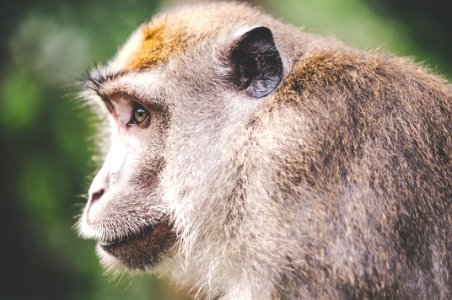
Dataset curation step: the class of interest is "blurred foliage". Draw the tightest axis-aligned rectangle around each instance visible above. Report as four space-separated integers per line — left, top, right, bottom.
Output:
0 0 450 299
264 0 451 79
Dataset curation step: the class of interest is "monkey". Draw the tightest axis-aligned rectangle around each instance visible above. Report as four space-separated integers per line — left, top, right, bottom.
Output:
77 2 451 299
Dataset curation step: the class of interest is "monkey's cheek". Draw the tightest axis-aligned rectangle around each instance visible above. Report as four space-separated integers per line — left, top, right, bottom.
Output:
98 223 176 271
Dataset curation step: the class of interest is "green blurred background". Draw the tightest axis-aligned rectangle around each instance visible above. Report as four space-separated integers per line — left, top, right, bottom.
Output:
0 0 450 299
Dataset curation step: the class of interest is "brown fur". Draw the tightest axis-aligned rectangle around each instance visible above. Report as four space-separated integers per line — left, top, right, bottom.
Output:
254 49 452 298
126 22 192 70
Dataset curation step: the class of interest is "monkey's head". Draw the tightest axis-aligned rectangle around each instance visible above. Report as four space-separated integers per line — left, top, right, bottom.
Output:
78 3 295 273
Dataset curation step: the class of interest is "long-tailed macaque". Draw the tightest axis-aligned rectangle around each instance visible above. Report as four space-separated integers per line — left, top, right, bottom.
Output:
78 2 451 299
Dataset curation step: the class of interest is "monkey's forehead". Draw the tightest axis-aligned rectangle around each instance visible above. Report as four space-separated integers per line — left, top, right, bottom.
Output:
113 21 192 71
107 2 267 72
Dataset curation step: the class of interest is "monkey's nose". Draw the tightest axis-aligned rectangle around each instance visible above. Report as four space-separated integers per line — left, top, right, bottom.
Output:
86 188 105 223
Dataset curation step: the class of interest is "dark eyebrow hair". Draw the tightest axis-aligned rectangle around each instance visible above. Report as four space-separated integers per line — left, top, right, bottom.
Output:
84 66 126 93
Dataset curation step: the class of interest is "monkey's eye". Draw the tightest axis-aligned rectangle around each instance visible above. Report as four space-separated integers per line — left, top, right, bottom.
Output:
127 103 150 127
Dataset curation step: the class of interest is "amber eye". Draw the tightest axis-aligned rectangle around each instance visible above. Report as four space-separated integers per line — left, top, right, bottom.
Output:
128 103 150 127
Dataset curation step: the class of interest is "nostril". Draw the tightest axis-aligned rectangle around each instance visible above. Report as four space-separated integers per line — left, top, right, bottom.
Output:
86 189 105 225
90 189 105 205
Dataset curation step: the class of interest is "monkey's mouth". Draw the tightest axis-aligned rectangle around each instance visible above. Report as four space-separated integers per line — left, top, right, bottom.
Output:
99 225 155 248
98 219 176 270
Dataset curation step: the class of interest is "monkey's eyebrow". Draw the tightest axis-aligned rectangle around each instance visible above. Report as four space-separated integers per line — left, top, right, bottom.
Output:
84 68 128 94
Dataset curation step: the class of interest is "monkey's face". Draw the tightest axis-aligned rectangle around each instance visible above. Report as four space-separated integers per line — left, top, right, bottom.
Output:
78 92 175 271
78 5 284 273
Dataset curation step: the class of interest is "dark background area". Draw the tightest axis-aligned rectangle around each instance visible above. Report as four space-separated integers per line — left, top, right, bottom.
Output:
0 0 451 299
368 0 452 74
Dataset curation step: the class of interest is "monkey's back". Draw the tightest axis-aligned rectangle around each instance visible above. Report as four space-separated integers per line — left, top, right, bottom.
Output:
246 49 452 299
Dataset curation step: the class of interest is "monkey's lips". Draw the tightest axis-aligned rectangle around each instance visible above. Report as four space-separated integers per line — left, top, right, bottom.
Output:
99 226 154 248
99 220 176 270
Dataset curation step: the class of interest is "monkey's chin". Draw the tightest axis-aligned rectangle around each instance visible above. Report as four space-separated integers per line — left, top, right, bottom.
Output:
97 221 176 271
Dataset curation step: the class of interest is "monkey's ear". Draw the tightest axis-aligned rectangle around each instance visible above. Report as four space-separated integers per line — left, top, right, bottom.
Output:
230 26 283 98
